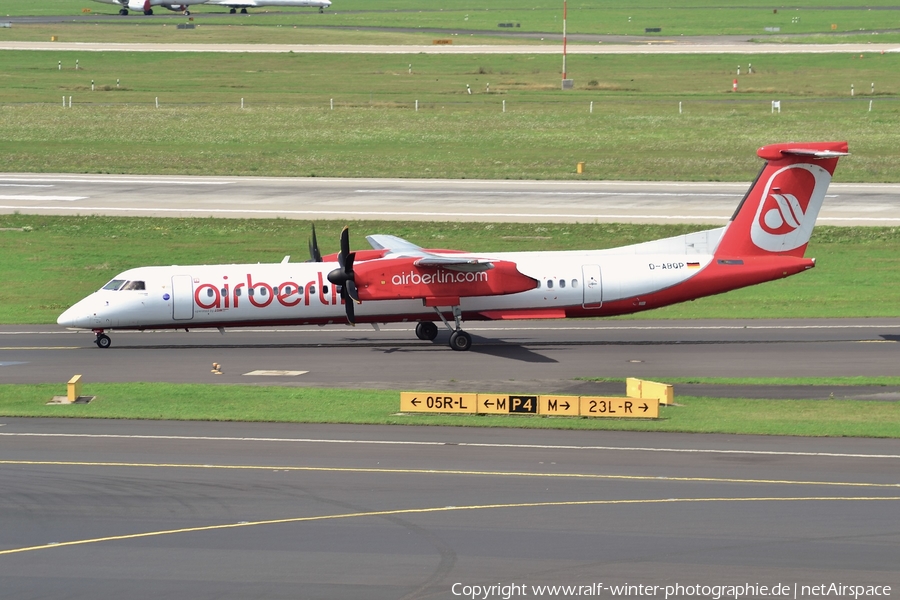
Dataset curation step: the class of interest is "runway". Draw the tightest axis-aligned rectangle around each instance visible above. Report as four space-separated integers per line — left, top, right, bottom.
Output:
0 418 897 599
5 319 900 397
4 173 900 225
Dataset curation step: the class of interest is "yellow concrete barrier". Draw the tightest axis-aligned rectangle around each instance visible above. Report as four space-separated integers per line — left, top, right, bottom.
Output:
626 377 674 406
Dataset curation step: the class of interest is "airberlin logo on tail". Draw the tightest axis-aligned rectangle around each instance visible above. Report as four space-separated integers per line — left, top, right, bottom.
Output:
750 164 831 253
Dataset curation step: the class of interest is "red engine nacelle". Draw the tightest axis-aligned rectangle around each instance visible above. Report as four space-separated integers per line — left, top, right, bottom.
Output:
353 258 537 304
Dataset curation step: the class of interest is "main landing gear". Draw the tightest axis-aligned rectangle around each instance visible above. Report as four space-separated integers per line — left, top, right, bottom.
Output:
423 306 473 351
93 329 111 349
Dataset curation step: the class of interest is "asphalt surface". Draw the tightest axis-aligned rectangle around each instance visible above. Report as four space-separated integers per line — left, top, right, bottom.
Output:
4 174 900 225
1 418 898 599
5 319 900 399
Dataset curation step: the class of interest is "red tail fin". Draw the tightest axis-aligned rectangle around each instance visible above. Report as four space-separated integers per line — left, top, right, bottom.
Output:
715 141 848 258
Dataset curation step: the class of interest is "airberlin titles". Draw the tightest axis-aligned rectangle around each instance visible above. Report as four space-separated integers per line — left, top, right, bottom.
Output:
193 272 336 311
191 262 535 312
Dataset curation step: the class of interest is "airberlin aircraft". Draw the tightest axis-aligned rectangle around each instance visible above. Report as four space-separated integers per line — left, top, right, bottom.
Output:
58 141 848 351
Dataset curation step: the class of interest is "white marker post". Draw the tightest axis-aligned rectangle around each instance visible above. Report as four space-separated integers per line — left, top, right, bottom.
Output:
869 100 873 112
851 84 854 96
68 96 72 108
502 100 505 113
62 95 65 108
679 101 682 114
91 80 94 91
58 61 61 71
590 101 593 114
415 99 418 112
155 97 159 109
330 98 333 110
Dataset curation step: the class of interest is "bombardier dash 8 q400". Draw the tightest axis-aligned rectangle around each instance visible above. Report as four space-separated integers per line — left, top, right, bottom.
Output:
58 141 848 351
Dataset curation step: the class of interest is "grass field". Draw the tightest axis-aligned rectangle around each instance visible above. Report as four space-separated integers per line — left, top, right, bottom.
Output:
5 0 900 38
1 383 898 437
3 215 900 324
1 51 899 180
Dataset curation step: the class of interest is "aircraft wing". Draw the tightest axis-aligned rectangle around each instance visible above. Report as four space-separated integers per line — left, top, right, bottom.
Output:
366 234 494 272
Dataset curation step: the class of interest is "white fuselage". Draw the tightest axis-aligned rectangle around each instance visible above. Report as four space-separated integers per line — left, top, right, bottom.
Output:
57 228 721 331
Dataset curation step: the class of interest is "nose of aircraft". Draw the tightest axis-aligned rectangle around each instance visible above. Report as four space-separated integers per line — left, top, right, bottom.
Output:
57 304 83 328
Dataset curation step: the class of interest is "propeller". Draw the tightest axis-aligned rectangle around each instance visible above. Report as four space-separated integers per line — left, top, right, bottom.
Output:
326 227 359 324
308 224 323 263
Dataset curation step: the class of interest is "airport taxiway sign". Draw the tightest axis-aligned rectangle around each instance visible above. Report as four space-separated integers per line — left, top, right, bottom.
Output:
579 396 659 418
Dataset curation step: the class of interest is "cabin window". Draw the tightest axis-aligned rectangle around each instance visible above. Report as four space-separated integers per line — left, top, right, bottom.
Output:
535 280 541 289
572 279 579 288
273 286 279 295
259 287 267 297
102 279 126 291
206 288 214 298
323 285 329 294
248 288 254 297
309 285 316 295
235 288 242 297
559 279 566 289
220 288 227 296
547 280 554 289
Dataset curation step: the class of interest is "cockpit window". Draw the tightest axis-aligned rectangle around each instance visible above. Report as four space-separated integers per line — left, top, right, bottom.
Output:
121 281 145 291
102 279 126 291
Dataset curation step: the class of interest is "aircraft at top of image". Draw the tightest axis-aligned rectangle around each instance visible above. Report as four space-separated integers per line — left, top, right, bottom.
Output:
58 142 849 351
92 0 331 16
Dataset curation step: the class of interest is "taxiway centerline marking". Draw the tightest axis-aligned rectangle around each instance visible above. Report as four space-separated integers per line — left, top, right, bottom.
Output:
1 495 898 556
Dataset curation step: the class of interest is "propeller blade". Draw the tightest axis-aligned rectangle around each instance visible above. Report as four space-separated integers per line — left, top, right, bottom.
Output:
308 224 322 262
345 279 359 303
344 292 356 324
340 226 350 259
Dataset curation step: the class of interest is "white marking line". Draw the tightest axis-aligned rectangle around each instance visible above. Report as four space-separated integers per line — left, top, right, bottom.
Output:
0 196 87 202
0 205 732 220
242 370 308 376
0 177 230 185
1 432 897 460
0 184 54 188
4 206 898 223
5 323 900 336
355 189 747 198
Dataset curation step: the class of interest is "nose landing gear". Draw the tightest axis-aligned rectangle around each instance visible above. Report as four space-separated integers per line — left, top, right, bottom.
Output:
92 329 112 349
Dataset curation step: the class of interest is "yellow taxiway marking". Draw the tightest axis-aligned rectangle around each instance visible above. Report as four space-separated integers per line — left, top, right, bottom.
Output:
1 459 899 489
1 496 898 556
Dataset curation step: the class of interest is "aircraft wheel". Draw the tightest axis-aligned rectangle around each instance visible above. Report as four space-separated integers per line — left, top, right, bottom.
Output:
319 7 324 12
144 9 153 15
119 8 128 15
95 334 112 349
415 321 438 341
449 331 472 352
184 10 190 15
240 8 248 13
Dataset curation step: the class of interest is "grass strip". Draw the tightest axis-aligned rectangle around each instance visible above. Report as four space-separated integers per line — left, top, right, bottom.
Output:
1 383 897 438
